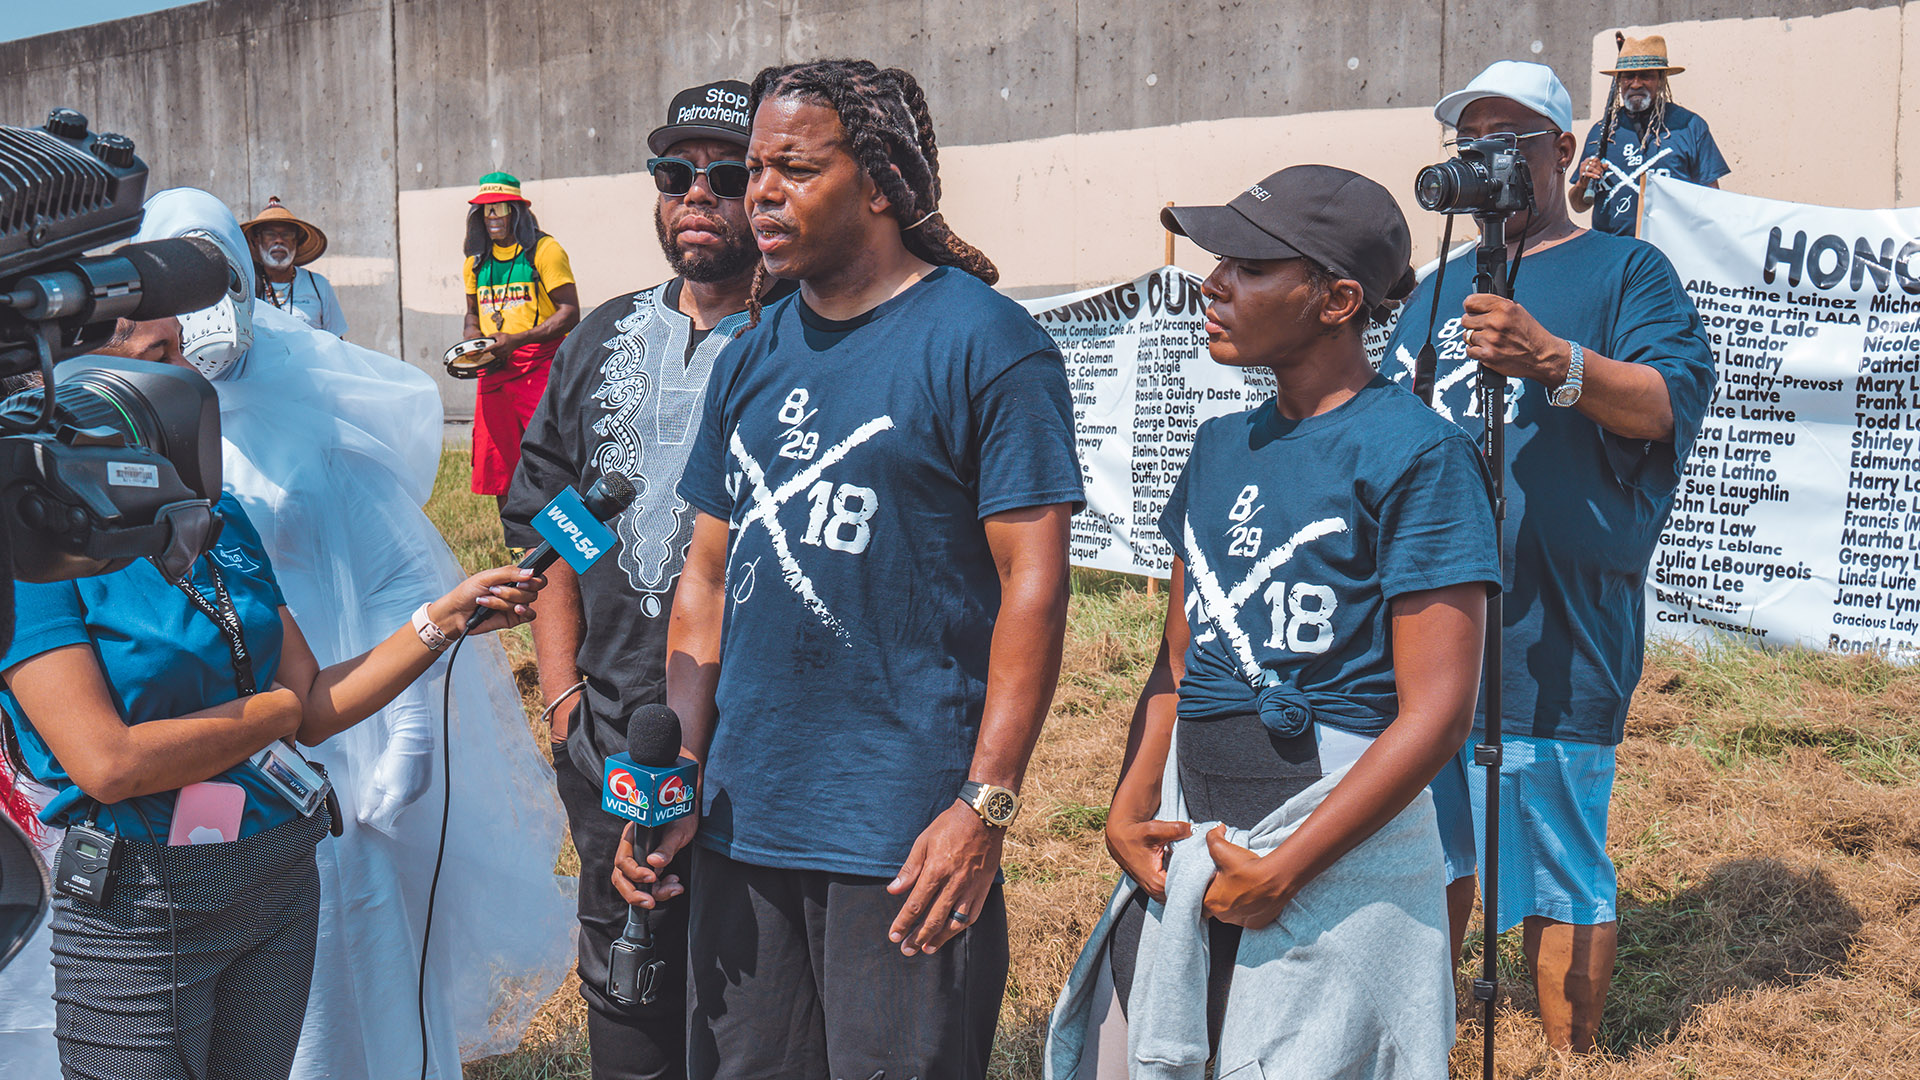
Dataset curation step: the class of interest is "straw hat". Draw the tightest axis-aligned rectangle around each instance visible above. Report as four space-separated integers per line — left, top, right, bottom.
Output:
240 197 328 265
1602 34 1684 76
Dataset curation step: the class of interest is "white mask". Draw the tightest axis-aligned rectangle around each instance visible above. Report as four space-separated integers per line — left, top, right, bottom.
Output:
176 296 253 380
173 226 255 380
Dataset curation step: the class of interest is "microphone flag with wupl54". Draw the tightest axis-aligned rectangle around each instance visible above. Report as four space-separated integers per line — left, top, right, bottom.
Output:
463 473 636 634
526 473 634 575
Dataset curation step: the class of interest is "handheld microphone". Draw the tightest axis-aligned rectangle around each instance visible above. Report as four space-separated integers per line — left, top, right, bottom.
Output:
602 703 697 1006
464 472 635 633
2 236 230 324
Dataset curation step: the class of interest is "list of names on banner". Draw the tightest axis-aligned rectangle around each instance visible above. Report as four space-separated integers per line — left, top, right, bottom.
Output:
1027 267 1272 578
1642 175 1920 660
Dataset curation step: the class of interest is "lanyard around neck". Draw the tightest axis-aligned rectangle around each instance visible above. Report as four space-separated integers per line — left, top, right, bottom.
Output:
171 559 256 698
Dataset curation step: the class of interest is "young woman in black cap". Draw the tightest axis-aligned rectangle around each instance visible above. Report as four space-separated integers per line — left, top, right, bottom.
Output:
1049 165 1499 1078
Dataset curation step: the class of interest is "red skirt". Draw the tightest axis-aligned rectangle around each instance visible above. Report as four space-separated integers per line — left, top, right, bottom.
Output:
470 339 559 495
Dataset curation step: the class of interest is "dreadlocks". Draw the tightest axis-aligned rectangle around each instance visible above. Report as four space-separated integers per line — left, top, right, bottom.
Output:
744 59 998 324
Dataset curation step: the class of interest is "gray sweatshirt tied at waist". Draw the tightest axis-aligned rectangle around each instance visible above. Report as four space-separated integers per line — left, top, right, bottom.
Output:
1045 730 1454 1079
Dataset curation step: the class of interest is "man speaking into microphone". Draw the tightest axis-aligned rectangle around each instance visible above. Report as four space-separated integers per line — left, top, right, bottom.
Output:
618 60 1083 1080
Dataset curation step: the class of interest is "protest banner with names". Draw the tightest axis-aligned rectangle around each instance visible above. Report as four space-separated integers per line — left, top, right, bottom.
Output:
1641 175 1920 660
1023 267 1272 577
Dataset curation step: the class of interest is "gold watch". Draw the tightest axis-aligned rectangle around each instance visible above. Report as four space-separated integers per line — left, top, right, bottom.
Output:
958 781 1021 828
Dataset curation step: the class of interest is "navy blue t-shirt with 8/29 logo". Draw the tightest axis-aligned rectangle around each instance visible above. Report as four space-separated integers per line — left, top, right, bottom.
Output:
677 267 1084 877
1161 375 1500 739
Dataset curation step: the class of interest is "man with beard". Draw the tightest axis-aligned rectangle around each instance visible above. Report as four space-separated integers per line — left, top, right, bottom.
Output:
242 197 350 337
1571 35 1728 237
616 60 1081 1080
503 79 781 1080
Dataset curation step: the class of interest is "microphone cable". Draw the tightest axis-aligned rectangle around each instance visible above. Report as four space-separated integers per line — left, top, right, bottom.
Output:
416 630 468 1080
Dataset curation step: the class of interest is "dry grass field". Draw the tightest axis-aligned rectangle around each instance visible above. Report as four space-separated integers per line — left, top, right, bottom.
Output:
429 451 1920 1080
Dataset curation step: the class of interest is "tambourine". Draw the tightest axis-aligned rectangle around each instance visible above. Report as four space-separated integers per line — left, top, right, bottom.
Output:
443 337 504 380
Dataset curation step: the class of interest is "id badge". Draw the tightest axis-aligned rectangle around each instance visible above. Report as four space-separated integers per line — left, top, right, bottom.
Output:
246 740 330 818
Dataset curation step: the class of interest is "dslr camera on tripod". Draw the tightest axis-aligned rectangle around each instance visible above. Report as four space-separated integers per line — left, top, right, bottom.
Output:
1414 132 1534 217
0 108 234 646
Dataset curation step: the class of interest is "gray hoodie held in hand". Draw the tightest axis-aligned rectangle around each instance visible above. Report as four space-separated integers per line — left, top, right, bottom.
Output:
1044 728 1454 1080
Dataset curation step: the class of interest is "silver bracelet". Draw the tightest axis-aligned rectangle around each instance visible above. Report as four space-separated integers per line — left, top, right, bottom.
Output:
412 602 456 652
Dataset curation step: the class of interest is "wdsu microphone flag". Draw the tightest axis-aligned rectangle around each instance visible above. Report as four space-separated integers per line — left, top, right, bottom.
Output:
602 757 697 829
1640 174 1920 661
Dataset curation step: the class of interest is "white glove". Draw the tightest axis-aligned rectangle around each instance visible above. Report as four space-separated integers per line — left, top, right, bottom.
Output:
358 725 433 834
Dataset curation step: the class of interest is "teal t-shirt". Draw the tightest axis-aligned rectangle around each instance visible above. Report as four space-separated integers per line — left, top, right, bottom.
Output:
1 494 299 840
1380 230 1717 744
677 267 1085 876
1160 375 1501 737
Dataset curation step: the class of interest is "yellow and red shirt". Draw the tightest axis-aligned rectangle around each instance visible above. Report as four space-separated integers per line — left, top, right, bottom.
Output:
463 235 575 339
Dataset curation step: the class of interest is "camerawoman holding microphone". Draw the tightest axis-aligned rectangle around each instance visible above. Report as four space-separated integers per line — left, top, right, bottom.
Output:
0 493 542 1079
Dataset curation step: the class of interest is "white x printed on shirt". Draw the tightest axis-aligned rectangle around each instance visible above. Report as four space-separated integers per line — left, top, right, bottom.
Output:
727 414 895 641
1602 144 1674 193
1181 513 1347 681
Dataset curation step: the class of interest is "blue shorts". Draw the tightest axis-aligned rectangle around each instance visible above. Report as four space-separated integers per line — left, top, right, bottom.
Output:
1455 735 1617 931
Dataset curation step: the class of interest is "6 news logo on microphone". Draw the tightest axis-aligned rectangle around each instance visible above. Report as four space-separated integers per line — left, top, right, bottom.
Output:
602 755 698 829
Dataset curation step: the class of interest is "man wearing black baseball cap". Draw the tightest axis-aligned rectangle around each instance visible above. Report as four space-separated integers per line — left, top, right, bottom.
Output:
1065 165 1498 1072
504 77 787 1080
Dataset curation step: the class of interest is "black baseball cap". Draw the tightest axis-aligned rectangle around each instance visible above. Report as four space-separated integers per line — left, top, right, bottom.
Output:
1161 165 1417 308
647 80 752 155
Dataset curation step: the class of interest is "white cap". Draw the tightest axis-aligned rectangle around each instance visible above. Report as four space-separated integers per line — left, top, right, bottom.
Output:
1433 60 1573 133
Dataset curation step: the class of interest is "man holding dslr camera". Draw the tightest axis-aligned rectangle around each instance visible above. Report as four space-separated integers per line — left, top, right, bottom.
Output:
1384 60 1716 1052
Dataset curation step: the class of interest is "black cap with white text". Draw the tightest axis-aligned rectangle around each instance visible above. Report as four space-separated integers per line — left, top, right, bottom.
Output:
1162 165 1417 309
647 80 752 156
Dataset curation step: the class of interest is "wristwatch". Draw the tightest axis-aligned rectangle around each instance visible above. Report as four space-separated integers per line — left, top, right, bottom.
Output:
411 601 456 652
957 781 1021 828
1549 341 1585 407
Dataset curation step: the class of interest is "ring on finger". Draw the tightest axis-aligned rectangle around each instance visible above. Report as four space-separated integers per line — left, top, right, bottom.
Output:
1463 328 1476 347
948 909 972 925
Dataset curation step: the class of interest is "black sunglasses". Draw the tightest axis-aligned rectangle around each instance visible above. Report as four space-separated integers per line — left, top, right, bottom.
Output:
648 157 750 200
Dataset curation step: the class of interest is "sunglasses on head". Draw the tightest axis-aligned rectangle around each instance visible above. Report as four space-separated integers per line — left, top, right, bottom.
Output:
648 157 750 200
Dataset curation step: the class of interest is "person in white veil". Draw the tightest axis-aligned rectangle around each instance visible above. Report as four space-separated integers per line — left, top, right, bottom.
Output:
0 188 574 1079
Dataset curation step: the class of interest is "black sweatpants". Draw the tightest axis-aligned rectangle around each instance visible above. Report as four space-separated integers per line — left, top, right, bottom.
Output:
687 845 1009 1080
1109 712 1326 1053
553 748 690 1080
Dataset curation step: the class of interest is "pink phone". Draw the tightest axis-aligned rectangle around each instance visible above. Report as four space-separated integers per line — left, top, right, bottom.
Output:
168 781 247 846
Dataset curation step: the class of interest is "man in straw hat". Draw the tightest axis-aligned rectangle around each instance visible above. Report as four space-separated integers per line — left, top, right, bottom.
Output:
242 196 349 337
1571 33 1729 237
462 172 580 502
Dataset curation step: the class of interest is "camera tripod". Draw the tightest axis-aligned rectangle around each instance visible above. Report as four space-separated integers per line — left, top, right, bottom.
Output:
1411 207 1518 1080
1467 211 1511 1080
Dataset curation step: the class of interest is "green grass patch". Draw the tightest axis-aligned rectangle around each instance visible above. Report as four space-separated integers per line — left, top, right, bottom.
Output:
1645 639 1920 785
1040 800 1109 840
426 448 513 575
1672 719 1920 785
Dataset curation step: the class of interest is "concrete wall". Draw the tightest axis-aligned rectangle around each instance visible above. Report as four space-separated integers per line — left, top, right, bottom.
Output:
0 1 404 359
0 0 1906 420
